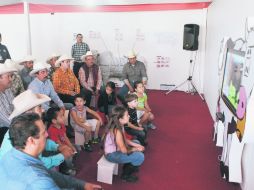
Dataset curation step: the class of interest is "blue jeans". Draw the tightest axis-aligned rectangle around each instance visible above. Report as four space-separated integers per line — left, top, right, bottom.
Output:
105 151 144 166
117 82 134 102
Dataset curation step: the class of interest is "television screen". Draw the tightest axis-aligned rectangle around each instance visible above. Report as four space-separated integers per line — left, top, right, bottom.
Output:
221 48 245 116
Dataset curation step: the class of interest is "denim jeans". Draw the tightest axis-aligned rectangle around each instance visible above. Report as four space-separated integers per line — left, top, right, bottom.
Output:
117 82 134 102
105 151 144 166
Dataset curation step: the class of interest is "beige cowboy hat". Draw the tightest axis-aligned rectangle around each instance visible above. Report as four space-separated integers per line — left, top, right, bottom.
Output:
81 51 93 61
18 55 36 65
29 62 51 77
4 59 21 70
55 54 74 67
127 50 138 59
9 89 51 120
0 60 18 75
46 53 60 63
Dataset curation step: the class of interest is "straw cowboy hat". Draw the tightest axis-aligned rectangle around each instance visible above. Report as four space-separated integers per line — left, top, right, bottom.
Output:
29 62 51 77
81 51 93 61
4 59 21 70
127 50 138 59
46 53 60 63
0 60 18 75
18 55 36 65
9 89 51 120
55 54 74 67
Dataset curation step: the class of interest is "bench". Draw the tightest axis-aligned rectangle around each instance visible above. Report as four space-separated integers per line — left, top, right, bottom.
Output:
97 155 118 184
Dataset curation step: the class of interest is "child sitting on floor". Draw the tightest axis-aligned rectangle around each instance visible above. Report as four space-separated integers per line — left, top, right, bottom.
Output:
134 81 156 129
70 94 103 152
124 93 147 146
47 107 77 176
97 81 117 121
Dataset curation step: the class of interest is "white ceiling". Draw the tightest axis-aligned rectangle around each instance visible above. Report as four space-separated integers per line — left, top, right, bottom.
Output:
0 0 212 6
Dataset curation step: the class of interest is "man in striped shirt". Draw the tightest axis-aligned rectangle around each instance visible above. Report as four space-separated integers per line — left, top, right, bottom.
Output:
71 33 90 78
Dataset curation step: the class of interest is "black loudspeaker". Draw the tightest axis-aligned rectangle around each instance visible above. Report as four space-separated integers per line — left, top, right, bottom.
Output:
183 24 199 51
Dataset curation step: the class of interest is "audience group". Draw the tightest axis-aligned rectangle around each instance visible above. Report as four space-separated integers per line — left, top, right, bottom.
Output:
0 33 157 189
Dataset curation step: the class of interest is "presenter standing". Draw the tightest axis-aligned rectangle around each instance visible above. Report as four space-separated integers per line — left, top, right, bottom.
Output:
0 33 11 64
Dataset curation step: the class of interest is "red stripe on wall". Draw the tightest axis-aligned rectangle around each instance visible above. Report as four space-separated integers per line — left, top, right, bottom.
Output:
0 2 211 14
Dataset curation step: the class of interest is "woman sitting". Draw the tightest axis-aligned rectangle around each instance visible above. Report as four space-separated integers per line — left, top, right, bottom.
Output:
104 105 145 182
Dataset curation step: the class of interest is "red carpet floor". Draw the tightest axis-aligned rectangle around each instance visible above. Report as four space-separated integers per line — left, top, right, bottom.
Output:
75 90 241 190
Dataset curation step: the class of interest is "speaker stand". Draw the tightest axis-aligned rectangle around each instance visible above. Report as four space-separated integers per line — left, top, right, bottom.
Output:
165 52 205 101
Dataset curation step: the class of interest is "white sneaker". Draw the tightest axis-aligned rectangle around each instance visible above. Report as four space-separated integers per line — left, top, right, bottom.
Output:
148 123 156 130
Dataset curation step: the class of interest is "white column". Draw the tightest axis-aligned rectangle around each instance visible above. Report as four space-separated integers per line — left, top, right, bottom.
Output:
24 1 32 55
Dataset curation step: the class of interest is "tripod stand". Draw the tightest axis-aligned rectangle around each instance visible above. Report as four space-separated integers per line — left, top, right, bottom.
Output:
165 52 204 101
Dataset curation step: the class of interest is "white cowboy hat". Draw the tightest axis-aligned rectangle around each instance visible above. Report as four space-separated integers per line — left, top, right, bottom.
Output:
46 53 60 63
81 51 93 61
9 89 51 120
127 50 137 59
29 62 51 77
18 55 36 65
55 54 74 67
0 60 18 75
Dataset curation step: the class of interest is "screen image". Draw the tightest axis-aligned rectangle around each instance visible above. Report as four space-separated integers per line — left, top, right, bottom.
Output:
221 48 245 116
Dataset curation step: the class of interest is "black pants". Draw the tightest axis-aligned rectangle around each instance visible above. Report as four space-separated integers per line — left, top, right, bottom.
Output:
73 62 83 79
80 88 93 108
58 93 76 105
0 127 9 147
125 127 146 146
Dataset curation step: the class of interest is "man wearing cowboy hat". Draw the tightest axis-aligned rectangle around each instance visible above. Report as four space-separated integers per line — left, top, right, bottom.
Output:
18 55 35 89
71 33 90 78
0 33 11 64
5 59 25 97
53 54 80 105
46 53 60 81
28 62 65 113
0 61 17 128
117 50 147 103
0 90 75 172
79 51 102 107
0 113 102 190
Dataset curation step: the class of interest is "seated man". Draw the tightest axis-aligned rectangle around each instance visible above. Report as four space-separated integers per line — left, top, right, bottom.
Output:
79 51 102 107
117 50 147 104
53 55 80 105
18 55 35 89
0 113 102 190
28 62 66 113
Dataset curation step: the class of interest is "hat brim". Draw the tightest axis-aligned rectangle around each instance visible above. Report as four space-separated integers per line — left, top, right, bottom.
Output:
9 94 51 120
0 68 17 75
29 66 51 77
55 58 74 67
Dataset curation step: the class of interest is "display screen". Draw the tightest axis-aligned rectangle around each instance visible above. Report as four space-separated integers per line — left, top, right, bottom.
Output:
221 48 245 116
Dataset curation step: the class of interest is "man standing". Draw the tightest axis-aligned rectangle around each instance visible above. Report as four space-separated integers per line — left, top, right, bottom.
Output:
71 33 90 78
0 113 102 190
0 33 11 63
117 50 148 103
79 51 102 107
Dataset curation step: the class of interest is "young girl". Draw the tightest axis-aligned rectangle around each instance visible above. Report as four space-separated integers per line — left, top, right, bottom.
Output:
97 81 117 120
70 94 103 152
134 81 156 129
47 107 77 176
104 105 145 182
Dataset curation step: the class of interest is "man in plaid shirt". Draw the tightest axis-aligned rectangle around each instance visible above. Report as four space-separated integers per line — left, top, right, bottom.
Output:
71 34 90 78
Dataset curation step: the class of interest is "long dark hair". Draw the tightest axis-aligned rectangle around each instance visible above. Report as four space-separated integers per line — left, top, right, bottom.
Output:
101 105 128 150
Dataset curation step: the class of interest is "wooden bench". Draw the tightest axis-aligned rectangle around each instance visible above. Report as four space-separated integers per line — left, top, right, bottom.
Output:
97 155 118 184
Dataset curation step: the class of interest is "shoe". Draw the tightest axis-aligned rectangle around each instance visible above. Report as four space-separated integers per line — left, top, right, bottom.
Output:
148 123 156 130
82 143 93 152
121 174 138 182
92 137 100 144
60 168 76 176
